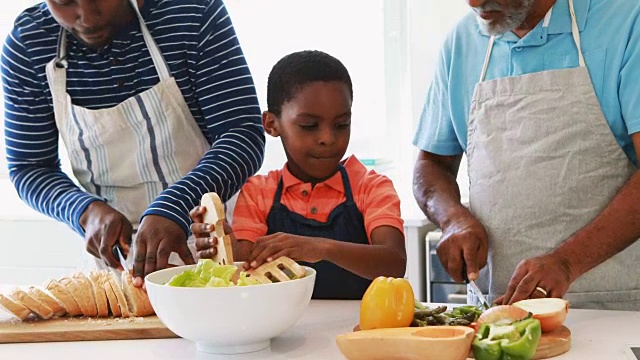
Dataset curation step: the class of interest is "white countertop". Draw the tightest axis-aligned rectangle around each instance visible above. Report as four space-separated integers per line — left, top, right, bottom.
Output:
1 284 638 360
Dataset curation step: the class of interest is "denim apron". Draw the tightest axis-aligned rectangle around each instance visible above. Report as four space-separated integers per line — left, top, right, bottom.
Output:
266 165 371 299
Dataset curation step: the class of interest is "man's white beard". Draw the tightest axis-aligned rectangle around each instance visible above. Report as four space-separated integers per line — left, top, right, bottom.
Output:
476 0 536 36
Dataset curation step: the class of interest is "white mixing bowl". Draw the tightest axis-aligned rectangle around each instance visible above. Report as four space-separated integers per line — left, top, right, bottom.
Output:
145 262 316 354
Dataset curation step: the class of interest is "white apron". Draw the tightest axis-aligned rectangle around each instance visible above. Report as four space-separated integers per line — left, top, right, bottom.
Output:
467 0 640 310
45 0 210 268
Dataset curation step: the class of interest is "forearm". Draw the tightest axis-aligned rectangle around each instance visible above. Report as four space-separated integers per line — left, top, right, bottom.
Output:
322 239 406 280
9 165 101 235
412 152 470 229
145 128 264 235
552 170 640 282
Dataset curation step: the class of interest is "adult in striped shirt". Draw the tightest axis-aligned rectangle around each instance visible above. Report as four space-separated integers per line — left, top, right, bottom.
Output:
2 0 265 285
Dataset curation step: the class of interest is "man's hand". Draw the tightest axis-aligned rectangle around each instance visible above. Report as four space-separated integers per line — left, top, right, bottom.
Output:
436 214 488 282
133 215 195 287
244 233 327 269
495 253 574 305
80 201 133 271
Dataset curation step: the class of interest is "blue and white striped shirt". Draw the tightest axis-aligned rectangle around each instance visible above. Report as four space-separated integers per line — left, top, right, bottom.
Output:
2 0 265 236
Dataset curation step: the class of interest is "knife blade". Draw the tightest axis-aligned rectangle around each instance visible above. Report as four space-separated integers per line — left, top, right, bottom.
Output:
112 245 130 273
462 263 490 310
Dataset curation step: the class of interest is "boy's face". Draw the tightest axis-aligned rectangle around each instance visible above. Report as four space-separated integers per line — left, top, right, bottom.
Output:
264 81 352 184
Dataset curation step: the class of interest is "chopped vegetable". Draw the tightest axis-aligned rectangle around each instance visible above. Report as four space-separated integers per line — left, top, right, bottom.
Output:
359 277 415 330
166 259 261 287
472 313 541 360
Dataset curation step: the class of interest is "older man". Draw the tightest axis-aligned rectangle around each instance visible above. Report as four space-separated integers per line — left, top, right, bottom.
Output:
413 0 640 310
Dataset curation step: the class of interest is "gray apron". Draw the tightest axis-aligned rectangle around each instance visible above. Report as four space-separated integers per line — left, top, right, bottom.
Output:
467 0 640 310
45 0 210 269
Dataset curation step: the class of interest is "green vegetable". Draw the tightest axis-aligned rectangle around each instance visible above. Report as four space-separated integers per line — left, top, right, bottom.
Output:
472 317 542 360
166 259 260 288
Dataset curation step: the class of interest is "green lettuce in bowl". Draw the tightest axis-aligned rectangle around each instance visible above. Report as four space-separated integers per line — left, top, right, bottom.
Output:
165 259 261 287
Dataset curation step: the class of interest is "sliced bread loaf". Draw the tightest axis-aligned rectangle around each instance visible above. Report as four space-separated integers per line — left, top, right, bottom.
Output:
88 271 109 317
101 271 121 317
70 272 98 317
27 286 66 317
105 271 130 318
10 288 54 320
0 293 31 321
44 278 83 317
121 272 154 317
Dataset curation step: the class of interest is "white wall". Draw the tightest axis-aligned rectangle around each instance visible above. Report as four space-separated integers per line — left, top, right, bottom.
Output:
0 1 471 284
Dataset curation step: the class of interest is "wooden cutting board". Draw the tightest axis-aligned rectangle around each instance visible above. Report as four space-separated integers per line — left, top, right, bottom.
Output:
352 325 571 359
0 315 178 343
467 325 571 359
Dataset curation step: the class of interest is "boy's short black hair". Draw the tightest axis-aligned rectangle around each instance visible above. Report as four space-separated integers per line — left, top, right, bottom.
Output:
267 50 353 117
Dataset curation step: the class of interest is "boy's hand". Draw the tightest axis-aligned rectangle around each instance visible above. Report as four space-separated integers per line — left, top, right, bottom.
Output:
244 233 328 269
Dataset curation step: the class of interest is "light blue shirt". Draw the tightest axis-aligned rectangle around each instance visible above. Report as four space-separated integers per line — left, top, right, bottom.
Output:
413 0 640 166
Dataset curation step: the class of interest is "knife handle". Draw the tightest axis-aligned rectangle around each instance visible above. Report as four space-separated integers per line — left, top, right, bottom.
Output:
461 262 470 284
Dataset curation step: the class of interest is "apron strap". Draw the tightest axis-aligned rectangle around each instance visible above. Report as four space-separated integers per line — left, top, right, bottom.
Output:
479 36 495 83
126 0 172 80
568 0 586 67
337 165 355 203
273 176 285 203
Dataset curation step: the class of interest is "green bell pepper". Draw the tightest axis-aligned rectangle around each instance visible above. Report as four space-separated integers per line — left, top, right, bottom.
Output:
472 317 542 360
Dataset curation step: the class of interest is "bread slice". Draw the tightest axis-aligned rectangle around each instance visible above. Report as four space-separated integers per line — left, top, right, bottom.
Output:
0 293 31 320
87 271 109 317
121 272 154 317
44 278 83 317
101 272 121 317
105 271 130 318
58 276 92 316
10 288 54 320
27 286 66 317
70 272 98 317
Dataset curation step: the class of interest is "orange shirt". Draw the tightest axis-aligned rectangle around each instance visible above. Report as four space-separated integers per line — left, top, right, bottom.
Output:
232 155 405 243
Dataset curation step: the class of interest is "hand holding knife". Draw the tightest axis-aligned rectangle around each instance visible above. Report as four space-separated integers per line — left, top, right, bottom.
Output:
463 263 490 310
112 244 130 273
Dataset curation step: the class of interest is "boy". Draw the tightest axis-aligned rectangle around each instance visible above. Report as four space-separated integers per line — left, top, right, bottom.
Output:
190 50 406 299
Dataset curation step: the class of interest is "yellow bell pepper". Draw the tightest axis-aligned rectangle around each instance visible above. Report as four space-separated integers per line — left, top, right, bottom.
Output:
359 276 415 330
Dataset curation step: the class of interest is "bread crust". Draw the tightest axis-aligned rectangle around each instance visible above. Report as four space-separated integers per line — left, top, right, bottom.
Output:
88 271 109 317
121 272 154 317
0 293 31 321
44 279 83 316
70 272 98 317
100 272 121 317
27 286 66 317
10 288 54 320
58 276 91 316
105 271 130 318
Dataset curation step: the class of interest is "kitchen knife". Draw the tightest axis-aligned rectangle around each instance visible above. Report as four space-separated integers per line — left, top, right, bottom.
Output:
462 263 490 310
112 245 130 273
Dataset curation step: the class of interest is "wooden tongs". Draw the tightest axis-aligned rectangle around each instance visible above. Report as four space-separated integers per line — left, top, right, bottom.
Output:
200 192 307 283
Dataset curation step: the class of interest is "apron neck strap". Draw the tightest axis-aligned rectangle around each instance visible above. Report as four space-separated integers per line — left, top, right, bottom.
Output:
54 0 171 81
479 0 584 83
567 0 585 67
